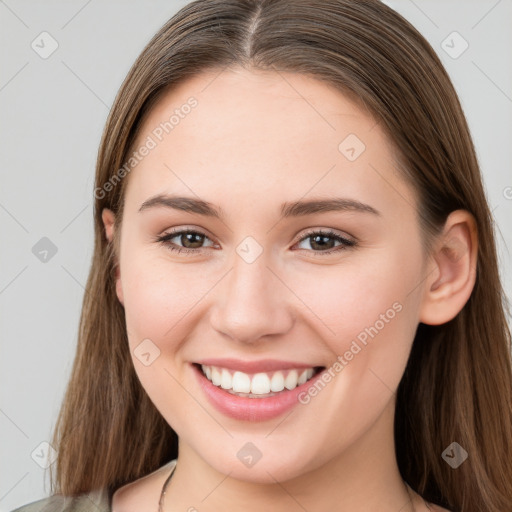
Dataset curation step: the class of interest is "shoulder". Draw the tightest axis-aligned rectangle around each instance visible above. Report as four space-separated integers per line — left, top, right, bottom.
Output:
111 459 177 512
11 488 110 512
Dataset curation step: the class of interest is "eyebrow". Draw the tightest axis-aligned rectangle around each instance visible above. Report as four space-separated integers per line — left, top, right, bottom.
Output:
138 194 380 219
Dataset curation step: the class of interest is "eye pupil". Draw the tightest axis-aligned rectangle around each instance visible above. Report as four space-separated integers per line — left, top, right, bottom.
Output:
182 232 204 248
310 234 335 251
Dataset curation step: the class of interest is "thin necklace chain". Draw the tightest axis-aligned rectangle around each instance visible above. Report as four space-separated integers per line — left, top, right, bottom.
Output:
158 462 175 512
158 465 420 512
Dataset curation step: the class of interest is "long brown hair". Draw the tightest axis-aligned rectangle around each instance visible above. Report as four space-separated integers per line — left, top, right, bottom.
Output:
49 1 512 510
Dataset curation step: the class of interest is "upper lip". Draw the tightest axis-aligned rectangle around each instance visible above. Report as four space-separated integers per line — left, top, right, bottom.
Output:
194 358 323 373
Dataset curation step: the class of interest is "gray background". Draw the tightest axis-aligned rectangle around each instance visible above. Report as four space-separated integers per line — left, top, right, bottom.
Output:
1 0 511 510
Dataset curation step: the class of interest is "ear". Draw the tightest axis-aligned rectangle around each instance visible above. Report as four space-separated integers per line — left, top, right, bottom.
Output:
419 210 478 325
101 208 124 306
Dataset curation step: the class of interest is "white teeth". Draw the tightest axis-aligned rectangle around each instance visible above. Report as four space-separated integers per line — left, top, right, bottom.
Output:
298 369 314 385
232 371 251 393
251 373 271 394
200 364 318 396
270 371 285 392
211 367 222 386
220 369 232 389
284 369 298 390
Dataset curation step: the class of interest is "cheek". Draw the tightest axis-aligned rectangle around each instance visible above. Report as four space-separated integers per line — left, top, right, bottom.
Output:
288 245 422 351
118 252 208 421
121 261 202 343
118 244 229 391
281 244 424 427
281 248 423 453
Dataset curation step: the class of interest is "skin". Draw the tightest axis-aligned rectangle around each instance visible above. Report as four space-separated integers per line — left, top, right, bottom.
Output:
105 67 477 511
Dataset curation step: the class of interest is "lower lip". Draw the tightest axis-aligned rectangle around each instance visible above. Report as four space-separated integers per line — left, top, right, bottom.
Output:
192 364 324 422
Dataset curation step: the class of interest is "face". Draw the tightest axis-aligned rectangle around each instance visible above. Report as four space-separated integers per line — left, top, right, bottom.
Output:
105 67 429 483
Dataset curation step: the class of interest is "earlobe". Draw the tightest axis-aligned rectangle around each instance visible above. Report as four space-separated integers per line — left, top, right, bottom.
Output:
419 210 478 325
101 208 124 306
102 208 116 243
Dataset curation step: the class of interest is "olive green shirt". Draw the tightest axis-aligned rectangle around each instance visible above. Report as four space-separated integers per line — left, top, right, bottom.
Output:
10 488 111 512
11 459 177 512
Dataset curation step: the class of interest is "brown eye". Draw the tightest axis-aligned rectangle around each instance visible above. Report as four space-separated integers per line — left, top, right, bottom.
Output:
156 229 216 254
176 232 206 249
295 229 356 255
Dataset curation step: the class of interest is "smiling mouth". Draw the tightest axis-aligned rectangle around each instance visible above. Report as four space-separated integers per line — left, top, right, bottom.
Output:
195 363 325 398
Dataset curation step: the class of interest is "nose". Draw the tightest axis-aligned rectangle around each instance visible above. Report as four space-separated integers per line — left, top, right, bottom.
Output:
209 252 294 344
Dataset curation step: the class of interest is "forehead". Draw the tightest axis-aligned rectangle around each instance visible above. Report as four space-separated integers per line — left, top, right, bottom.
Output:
123 67 415 220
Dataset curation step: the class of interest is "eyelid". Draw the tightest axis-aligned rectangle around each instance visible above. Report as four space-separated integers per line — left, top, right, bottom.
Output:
292 227 356 246
155 226 217 249
157 225 216 242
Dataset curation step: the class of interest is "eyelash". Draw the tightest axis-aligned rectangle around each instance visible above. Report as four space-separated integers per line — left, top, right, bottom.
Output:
155 228 357 257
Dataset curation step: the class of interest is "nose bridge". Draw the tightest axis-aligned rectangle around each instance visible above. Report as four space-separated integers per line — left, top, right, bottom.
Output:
209 243 293 343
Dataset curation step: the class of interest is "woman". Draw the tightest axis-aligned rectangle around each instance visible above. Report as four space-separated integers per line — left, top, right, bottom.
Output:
12 0 512 511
